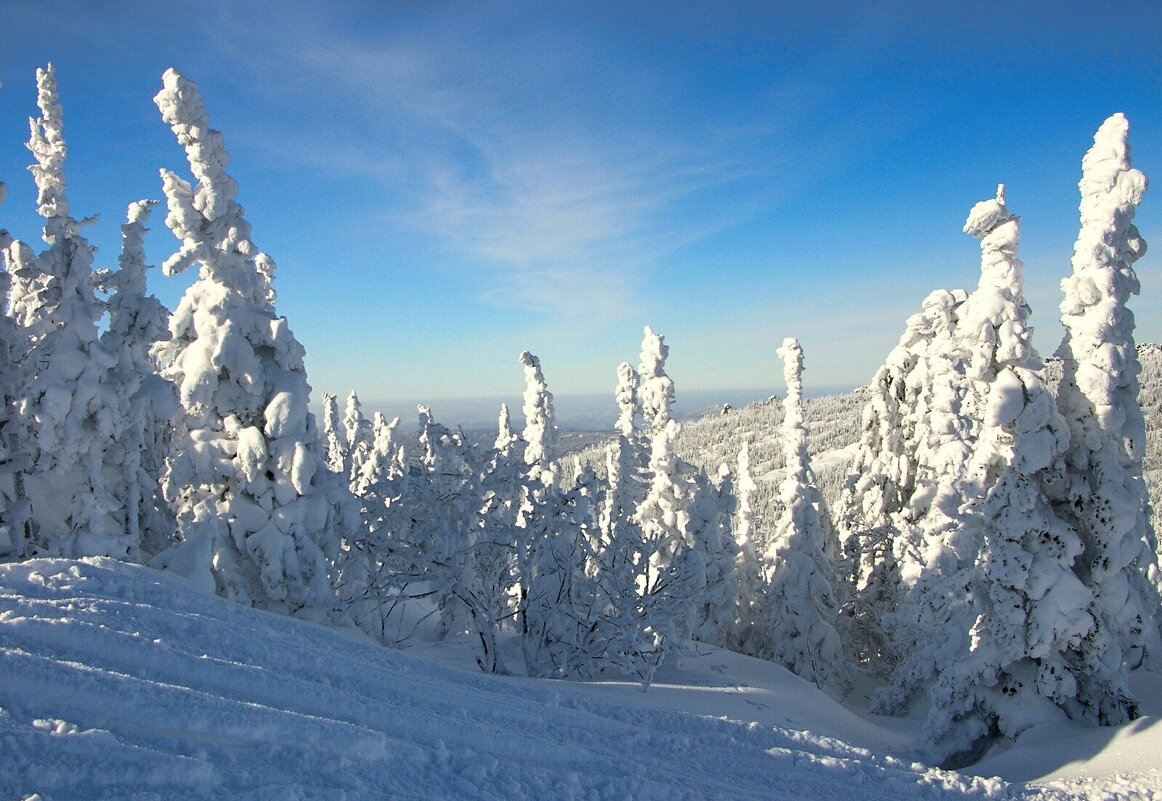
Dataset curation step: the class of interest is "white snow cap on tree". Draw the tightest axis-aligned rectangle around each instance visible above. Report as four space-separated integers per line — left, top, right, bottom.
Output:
151 68 344 614
638 326 675 433
1055 112 1161 672
495 403 518 454
614 361 639 438
519 351 558 483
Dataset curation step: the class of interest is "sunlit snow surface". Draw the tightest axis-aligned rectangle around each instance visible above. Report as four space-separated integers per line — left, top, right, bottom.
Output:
0 558 1158 800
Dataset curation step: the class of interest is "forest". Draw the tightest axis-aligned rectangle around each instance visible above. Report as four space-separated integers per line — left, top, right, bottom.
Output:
0 64 1157 769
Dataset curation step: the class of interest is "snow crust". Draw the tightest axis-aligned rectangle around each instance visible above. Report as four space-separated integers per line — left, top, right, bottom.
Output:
1 558 1158 800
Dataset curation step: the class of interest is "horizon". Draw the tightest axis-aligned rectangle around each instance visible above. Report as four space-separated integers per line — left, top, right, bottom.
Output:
2 2 1160 406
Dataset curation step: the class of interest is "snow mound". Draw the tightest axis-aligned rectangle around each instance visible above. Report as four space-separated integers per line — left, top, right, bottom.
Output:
0 558 1157 799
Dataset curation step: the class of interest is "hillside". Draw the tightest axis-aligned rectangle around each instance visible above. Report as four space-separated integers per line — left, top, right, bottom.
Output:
2 557 1160 799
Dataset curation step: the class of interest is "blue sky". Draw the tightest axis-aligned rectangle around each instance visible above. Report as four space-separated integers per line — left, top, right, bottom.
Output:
2 1 1161 421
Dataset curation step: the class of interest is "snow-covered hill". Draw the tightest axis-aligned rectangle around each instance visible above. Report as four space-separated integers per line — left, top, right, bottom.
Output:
1 557 1159 799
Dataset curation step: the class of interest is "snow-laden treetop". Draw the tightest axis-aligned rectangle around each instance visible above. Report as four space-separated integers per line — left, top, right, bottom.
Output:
28 63 70 234
153 68 271 306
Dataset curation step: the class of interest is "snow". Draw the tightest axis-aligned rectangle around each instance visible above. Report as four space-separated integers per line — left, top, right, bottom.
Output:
1 557 1159 799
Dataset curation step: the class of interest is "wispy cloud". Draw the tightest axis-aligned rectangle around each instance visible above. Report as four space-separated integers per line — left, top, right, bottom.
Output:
211 5 785 320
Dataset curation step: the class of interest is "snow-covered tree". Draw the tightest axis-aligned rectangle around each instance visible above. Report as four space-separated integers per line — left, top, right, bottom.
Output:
354 412 403 494
7 64 129 559
724 445 763 653
917 186 1122 763
756 338 842 687
687 462 741 645
149 68 345 615
835 288 968 672
320 392 348 476
514 350 574 675
638 326 675 436
614 361 639 439
495 402 518 454
96 200 178 559
343 390 373 484
0 187 27 558
1053 113 1161 673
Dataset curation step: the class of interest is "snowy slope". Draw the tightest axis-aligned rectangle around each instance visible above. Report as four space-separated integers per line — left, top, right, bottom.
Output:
1 558 1159 800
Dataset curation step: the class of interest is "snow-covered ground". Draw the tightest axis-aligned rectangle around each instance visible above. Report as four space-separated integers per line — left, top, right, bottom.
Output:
1 558 1159 800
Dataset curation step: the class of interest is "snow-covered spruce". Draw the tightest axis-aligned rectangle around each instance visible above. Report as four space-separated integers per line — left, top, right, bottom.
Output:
638 326 675 436
514 351 580 676
0 179 27 558
835 287 966 673
149 68 348 615
1053 113 1162 678
5 64 130 559
320 392 348 476
343 390 373 488
918 186 1123 764
724 443 764 654
95 200 179 560
754 338 842 688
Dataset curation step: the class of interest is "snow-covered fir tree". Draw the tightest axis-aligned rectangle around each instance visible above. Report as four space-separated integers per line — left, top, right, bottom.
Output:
320 392 348 476
95 199 178 559
514 350 577 676
919 186 1120 763
343 390 373 485
149 68 346 614
835 288 967 673
614 360 639 438
638 326 675 436
495 402 518 453
725 444 764 654
755 338 842 687
0 186 27 558
6 64 129 559
1053 113 1162 675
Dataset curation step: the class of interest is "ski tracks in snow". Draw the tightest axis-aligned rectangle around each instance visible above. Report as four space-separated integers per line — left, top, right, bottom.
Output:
0 558 1145 800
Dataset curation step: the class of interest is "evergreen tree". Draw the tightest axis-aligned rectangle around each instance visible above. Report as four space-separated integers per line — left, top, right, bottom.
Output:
343 390 373 485
920 186 1120 763
320 392 348 476
7 64 128 559
836 288 966 673
638 326 675 436
149 69 345 614
0 187 28 558
1054 113 1162 674
755 338 842 687
96 200 178 559
725 444 764 653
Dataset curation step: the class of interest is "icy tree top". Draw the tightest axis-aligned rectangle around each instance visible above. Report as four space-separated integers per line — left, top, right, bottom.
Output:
1060 113 1148 410
1065 113 1147 318
638 326 675 432
114 200 161 299
614 361 638 438
960 183 1032 373
27 63 70 235
777 337 809 485
154 68 272 305
519 350 558 476
495 403 518 453
155 68 236 225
